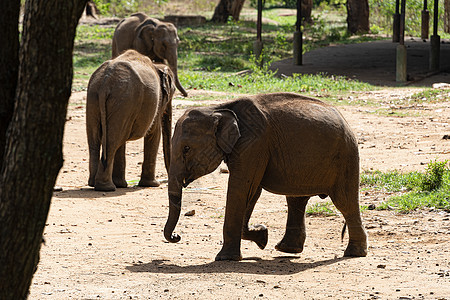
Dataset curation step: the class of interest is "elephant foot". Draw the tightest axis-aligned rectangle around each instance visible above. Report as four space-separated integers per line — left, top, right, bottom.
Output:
242 224 268 250
94 181 116 192
344 242 368 257
275 237 304 254
138 178 160 187
215 249 242 261
113 178 128 188
88 177 95 187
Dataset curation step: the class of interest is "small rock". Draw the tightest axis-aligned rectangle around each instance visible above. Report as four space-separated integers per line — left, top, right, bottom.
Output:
368 204 376 210
53 186 63 192
377 264 386 269
184 210 195 216
442 134 450 140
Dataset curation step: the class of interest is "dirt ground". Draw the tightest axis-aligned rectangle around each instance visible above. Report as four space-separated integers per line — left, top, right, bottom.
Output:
27 83 450 299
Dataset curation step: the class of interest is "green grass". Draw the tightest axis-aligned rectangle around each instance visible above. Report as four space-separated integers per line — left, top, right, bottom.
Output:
73 25 114 91
306 201 336 216
72 6 381 95
361 160 450 212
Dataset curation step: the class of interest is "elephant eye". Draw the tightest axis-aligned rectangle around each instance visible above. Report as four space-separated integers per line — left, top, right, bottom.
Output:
183 146 190 155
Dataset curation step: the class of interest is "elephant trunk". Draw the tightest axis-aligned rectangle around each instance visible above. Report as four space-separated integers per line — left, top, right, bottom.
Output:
161 102 172 172
167 51 188 97
164 175 182 243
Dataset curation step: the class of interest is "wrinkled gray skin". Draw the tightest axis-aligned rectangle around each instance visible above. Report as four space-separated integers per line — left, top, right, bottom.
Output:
86 50 175 191
112 12 188 97
164 92 368 261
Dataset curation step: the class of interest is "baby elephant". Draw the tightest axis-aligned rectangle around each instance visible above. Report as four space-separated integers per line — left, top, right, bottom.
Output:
86 50 175 191
164 92 368 261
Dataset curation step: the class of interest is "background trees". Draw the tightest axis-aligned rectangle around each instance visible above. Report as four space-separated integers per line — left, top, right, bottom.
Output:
0 0 87 298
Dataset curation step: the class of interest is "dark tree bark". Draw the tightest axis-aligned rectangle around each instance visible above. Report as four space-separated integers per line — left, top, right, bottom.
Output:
0 1 20 163
211 0 246 23
0 0 88 298
346 0 370 34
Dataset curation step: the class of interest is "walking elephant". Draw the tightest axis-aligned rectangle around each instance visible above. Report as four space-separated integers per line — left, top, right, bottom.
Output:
86 50 175 191
112 12 188 97
163 92 368 261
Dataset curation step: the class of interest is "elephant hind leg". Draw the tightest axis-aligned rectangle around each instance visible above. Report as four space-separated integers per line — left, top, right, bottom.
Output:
139 121 161 187
330 187 368 257
241 186 268 250
112 144 128 188
87 117 101 187
275 196 309 254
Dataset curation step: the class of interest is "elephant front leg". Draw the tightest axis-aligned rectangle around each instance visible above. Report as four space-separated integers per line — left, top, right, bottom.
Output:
275 196 309 254
139 122 161 187
216 176 264 261
241 186 268 250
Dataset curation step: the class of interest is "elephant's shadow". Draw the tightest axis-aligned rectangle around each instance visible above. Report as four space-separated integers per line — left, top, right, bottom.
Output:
126 256 353 275
53 185 151 199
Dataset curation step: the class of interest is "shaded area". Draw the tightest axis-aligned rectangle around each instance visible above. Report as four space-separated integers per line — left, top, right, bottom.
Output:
126 256 353 275
271 38 450 87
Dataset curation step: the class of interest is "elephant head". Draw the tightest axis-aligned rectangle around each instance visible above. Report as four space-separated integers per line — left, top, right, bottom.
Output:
133 18 188 97
164 108 241 243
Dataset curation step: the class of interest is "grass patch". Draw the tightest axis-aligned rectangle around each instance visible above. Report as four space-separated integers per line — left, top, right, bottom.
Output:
306 201 336 216
72 7 379 95
361 160 450 212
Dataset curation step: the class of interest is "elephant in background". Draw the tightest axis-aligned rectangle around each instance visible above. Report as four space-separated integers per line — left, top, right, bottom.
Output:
112 12 188 97
164 92 368 261
86 50 175 191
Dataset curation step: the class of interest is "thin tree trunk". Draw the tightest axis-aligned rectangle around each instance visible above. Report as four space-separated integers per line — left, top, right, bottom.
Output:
0 0 87 298
211 0 246 23
346 0 370 34
0 1 20 164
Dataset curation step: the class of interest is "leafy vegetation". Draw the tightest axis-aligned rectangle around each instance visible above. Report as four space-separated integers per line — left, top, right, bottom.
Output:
362 160 450 212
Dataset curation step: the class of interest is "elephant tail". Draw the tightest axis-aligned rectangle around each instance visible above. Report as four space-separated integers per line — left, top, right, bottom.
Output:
341 222 347 242
99 90 109 170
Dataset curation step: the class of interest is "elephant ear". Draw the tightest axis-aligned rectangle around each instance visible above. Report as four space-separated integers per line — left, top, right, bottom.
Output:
212 109 241 154
156 65 175 106
134 19 157 57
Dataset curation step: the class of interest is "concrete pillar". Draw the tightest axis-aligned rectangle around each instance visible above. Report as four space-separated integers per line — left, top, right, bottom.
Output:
430 35 440 71
396 44 407 82
253 40 263 63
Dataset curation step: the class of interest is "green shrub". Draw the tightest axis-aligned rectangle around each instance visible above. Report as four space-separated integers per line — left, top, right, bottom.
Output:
420 160 448 192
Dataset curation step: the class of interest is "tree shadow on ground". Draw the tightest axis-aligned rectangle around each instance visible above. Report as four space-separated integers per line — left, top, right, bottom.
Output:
126 255 354 275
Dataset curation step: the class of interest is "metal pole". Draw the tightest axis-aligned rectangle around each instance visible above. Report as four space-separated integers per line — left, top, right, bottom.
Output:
293 0 303 65
253 0 263 62
430 0 440 70
393 0 400 42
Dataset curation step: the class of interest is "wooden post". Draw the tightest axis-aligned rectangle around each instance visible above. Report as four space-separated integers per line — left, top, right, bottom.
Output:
293 0 303 65
430 0 440 71
421 0 430 40
396 0 407 82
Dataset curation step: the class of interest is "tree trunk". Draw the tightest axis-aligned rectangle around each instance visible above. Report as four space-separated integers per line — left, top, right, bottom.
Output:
211 0 246 23
0 0 88 298
445 0 450 33
0 1 20 164
346 0 370 34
